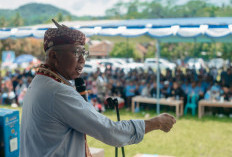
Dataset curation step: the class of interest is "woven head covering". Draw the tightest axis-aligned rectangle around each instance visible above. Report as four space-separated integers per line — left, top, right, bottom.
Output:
43 19 86 52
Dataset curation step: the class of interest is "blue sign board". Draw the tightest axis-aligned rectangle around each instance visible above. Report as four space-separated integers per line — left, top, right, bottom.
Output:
2 51 15 64
0 108 20 157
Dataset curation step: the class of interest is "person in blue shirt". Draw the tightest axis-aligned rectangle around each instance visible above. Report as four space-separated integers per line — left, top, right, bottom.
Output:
161 80 171 98
170 81 185 100
150 81 161 98
138 80 146 95
181 79 192 95
204 84 221 101
124 80 136 108
193 81 204 99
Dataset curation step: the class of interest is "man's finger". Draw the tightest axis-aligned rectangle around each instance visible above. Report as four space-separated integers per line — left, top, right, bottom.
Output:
165 121 174 129
168 115 176 120
171 118 176 124
167 118 175 125
168 115 176 123
165 114 176 121
164 127 171 132
173 119 176 123
163 125 171 131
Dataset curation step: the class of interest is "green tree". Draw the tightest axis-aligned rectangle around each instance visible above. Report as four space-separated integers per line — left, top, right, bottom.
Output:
221 43 232 61
125 0 140 19
56 12 64 22
65 15 72 21
185 0 208 17
0 17 7 27
145 46 156 59
105 1 125 19
110 42 135 58
143 1 165 18
10 12 24 26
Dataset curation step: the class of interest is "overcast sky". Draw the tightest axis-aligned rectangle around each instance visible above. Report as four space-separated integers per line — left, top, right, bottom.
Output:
0 0 230 16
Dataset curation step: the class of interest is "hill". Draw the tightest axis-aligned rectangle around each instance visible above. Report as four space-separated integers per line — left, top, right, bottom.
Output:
0 3 77 26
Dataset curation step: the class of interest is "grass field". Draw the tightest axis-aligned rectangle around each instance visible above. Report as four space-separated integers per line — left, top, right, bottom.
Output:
1 106 232 157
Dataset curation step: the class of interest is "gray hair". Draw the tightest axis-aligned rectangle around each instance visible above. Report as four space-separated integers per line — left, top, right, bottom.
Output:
45 45 67 61
45 48 53 61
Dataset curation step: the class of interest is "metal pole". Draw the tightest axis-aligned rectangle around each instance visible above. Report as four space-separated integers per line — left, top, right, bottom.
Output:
194 38 197 57
0 62 1 96
214 41 216 58
126 37 129 59
115 148 118 157
107 98 126 157
114 99 125 157
156 40 160 114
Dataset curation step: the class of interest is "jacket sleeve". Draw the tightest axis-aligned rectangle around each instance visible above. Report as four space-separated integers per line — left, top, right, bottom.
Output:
53 86 145 147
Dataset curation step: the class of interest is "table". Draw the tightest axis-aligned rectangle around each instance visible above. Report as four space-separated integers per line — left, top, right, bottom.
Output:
198 100 232 118
131 96 184 118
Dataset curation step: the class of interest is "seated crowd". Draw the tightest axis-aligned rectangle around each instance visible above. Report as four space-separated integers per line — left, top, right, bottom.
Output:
83 66 232 116
1 68 35 106
1 64 232 116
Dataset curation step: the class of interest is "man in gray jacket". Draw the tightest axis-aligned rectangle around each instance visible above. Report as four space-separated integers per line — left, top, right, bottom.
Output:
20 19 176 157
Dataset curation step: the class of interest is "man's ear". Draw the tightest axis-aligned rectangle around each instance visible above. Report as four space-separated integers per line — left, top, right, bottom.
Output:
49 50 58 60
47 50 60 68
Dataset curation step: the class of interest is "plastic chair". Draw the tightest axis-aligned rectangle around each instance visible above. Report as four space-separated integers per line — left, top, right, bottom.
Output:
184 94 199 116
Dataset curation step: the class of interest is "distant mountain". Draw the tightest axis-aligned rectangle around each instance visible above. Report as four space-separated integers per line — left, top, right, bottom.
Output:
0 3 78 26
0 9 14 19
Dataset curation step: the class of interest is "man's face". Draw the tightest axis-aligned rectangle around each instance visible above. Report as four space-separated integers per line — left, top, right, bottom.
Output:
223 87 229 93
54 44 87 80
173 82 178 89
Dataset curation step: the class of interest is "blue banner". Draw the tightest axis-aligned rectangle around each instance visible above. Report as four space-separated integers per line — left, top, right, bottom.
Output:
2 51 15 64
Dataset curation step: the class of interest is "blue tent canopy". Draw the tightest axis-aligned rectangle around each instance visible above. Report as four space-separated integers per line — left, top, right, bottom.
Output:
14 54 35 64
93 17 232 28
1 17 232 43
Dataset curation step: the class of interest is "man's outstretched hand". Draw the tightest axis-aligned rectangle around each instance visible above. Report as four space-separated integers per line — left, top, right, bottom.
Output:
145 113 176 134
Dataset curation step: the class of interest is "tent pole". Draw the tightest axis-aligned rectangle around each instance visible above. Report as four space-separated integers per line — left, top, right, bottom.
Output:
156 40 160 114
194 38 196 57
126 37 129 59
214 41 216 58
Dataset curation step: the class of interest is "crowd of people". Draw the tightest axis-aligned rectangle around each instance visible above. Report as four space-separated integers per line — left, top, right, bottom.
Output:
83 65 232 116
1 67 35 106
1 64 232 116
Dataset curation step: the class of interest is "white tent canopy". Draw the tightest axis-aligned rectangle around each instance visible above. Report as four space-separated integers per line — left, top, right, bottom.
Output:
1 17 232 42
1 24 232 42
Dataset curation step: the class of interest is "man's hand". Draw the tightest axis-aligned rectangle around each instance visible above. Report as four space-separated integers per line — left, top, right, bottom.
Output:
145 113 176 133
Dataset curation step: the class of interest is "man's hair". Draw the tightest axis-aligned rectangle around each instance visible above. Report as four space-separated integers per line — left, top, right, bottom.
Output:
44 45 68 61
45 47 53 61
